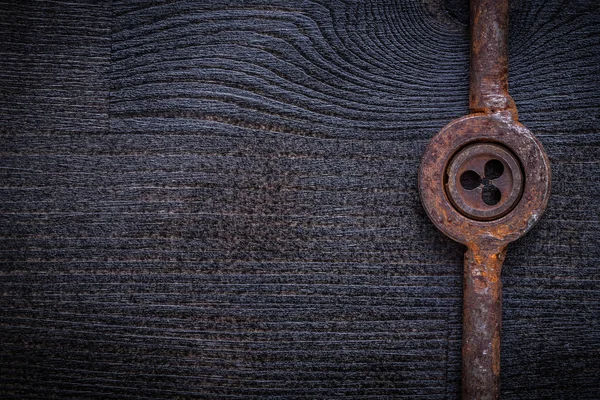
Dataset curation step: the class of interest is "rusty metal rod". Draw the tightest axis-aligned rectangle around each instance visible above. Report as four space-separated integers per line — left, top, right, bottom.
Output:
464 1 512 398
420 1 551 398
462 244 506 399
470 0 516 117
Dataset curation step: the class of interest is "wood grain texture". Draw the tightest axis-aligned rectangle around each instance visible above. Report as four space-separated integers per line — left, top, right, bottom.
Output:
0 1 110 133
1 0 599 398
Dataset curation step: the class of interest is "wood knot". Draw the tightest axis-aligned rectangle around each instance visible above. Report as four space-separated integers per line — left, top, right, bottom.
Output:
423 0 469 32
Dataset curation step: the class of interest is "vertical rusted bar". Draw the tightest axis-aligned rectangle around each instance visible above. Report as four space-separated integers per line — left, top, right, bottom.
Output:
421 1 552 398
470 0 516 116
462 244 506 400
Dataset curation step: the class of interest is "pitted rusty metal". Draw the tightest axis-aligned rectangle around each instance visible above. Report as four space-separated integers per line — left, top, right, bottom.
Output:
418 0 551 398
419 112 550 399
420 112 550 248
469 0 516 117
446 143 523 221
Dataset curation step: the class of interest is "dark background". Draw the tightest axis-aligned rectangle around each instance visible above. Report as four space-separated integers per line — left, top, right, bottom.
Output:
1 0 599 398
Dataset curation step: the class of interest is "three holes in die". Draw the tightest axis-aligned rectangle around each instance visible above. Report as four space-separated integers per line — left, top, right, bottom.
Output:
460 159 504 206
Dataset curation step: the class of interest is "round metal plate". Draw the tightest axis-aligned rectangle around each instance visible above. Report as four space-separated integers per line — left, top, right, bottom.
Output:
445 143 523 221
418 113 551 246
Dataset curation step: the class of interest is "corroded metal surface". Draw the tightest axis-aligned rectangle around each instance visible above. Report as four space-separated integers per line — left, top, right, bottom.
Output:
418 0 552 399
420 113 551 248
469 0 516 117
446 143 523 221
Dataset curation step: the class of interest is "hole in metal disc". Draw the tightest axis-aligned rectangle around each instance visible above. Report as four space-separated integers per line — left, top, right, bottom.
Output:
482 185 502 205
460 170 481 190
484 159 504 180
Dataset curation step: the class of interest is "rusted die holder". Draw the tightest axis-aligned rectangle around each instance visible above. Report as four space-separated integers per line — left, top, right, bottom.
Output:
419 0 551 399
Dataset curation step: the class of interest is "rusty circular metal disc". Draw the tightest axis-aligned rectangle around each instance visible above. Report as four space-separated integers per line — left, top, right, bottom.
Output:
445 143 523 221
419 113 551 247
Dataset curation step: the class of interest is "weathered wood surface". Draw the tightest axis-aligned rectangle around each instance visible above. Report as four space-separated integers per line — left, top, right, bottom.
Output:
1 0 599 398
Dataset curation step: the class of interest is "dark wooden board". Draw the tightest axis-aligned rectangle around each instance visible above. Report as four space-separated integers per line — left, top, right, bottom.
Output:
1 0 599 398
